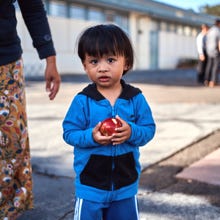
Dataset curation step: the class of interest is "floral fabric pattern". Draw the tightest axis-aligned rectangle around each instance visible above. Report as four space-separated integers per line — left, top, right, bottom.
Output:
0 59 33 219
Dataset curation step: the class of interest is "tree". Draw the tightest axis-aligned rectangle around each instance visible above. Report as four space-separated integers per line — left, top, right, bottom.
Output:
200 4 220 16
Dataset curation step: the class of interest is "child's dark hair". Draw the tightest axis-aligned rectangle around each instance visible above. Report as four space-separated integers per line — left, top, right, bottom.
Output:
78 24 134 75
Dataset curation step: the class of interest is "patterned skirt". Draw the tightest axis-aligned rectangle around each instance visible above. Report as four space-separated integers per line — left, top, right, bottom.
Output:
0 59 33 219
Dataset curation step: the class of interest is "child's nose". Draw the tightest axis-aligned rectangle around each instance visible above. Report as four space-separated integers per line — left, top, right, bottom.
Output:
98 61 108 72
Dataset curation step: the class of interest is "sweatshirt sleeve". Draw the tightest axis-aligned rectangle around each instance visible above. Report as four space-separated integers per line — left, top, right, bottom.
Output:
18 0 56 59
62 95 99 148
127 93 156 146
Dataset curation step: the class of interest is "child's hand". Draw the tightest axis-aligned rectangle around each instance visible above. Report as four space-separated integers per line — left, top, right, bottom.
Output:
92 122 113 145
111 115 131 145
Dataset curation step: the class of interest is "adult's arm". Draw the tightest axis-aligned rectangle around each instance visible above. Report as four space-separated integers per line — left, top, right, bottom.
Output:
18 0 61 100
18 0 56 59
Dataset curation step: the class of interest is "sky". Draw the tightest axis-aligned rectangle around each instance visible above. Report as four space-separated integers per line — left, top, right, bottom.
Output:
154 0 220 12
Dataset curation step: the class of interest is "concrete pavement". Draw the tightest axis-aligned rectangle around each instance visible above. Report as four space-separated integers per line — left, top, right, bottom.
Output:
177 148 220 186
17 69 220 219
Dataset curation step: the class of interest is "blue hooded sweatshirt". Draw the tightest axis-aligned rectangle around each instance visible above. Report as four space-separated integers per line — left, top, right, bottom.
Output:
62 80 155 202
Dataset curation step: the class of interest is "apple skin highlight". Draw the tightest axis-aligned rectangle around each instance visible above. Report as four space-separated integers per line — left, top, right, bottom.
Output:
99 118 122 136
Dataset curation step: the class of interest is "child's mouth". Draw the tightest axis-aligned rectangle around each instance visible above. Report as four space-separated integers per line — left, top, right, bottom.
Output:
98 76 110 82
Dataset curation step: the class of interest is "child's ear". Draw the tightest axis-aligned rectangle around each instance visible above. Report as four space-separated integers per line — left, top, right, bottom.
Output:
124 59 130 71
124 64 129 71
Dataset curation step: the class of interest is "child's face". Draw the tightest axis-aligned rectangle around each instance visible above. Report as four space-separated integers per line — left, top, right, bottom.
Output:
83 54 128 89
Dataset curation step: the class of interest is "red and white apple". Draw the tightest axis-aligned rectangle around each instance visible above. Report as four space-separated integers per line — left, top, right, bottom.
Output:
99 118 122 136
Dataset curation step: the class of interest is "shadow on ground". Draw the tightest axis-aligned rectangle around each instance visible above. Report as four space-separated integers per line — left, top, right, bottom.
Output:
124 69 198 87
139 129 220 208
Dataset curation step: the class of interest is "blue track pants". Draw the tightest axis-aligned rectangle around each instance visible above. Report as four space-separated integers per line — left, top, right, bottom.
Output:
74 196 139 220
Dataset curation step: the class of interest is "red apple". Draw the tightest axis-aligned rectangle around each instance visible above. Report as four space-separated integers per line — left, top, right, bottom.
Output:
99 118 122 136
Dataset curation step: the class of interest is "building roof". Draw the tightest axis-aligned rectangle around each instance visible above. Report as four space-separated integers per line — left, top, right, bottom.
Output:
69 0 218 26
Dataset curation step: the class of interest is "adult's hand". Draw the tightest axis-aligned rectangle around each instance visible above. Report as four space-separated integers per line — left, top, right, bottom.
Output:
45 56 61 100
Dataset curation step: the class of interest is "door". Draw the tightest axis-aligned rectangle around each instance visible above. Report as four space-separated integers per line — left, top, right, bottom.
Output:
150 30 159 69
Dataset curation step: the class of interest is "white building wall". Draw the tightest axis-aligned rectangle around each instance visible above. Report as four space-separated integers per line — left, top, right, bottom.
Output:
49 17 98 74
135 17 152 69
17 11 198 75
17 12 99 75
129 13 138 69
159 31 197 69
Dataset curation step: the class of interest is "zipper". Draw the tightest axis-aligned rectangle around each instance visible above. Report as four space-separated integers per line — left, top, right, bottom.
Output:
111 105 116 192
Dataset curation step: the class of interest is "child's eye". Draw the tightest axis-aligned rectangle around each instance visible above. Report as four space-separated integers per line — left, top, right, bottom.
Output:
90 59 98 65
107 58 116 63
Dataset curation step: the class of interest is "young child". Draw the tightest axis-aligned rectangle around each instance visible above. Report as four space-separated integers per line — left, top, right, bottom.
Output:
62 24 156 220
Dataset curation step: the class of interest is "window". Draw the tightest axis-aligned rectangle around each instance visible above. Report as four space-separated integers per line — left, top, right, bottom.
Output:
183 26 191 36
88 8 104 22
13 0 19 10
115 14 129 32
168 24 176 33
192 28 198 37
105 11 115 22
69 4 86 19
160 22 167 31
49 0 67 17
177 25 183 35
42 0 49 11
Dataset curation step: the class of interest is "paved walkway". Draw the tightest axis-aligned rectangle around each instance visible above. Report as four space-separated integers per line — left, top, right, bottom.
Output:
177 148 220 186
17 69 220 219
